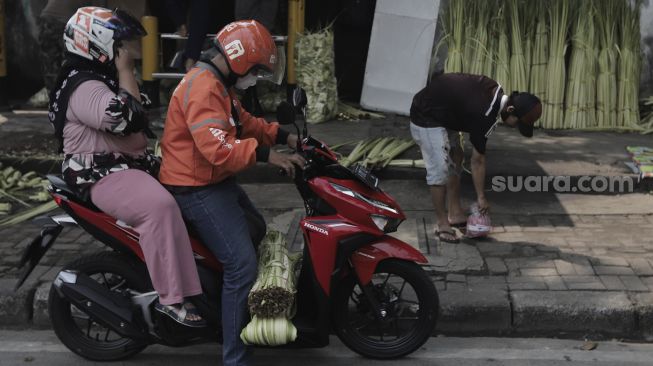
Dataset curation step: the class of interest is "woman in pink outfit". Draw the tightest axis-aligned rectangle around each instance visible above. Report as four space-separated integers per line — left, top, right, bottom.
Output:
48 7 204 327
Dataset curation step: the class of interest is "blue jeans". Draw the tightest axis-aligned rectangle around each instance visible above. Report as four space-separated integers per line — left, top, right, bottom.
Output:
172 178 263 366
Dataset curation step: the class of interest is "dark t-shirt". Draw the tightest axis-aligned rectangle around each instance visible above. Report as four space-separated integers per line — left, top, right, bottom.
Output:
410 73 503 154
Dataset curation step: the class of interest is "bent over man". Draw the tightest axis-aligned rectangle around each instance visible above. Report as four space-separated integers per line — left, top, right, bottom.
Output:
410 72 542 243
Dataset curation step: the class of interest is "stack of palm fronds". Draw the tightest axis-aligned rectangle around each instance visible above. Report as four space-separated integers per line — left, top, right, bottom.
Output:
241 229 302 346
0 164 57 227
339 138 415 169
295 27 338 124
438 0 648 132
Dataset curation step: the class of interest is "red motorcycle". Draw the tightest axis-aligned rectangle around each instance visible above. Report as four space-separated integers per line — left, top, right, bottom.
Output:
15 88 438 361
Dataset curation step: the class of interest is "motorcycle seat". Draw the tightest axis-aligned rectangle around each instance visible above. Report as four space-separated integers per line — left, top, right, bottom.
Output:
46 175 101 211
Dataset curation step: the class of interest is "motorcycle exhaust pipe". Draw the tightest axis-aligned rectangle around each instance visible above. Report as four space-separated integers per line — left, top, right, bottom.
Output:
53 270 149 340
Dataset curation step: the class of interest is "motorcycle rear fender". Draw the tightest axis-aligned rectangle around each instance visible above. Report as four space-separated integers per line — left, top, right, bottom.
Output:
350 236 428 285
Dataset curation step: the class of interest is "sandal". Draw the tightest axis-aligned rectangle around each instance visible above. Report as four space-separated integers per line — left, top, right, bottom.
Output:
450 221 467 235
435 229 460 244
449 221 467 229
154 301 207 328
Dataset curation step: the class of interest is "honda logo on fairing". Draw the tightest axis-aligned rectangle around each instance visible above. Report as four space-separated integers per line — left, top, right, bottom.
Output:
303 222 329 236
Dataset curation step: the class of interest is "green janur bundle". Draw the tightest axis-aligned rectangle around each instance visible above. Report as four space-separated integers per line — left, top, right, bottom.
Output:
340 137 415 169
437 0 647 132
295 28 338 124
564 0 597 129
247 230 301 318
241 229 302 346
442 0 465 73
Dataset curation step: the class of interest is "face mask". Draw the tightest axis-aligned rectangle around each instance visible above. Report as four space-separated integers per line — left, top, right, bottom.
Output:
235 73 258 90
500 109 513 122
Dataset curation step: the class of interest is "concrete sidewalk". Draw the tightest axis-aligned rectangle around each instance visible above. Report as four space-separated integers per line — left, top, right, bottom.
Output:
2 111 653 340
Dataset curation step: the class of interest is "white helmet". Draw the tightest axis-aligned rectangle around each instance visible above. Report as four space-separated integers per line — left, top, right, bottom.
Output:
63 7 146 64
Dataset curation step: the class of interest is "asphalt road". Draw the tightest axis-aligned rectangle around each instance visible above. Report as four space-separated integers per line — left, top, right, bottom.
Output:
0 331 652 366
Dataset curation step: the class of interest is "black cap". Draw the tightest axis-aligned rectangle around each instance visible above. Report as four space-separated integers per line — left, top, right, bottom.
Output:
511 92 542 138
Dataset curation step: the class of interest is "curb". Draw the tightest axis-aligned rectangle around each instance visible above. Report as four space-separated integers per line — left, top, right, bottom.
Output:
4 277 653 341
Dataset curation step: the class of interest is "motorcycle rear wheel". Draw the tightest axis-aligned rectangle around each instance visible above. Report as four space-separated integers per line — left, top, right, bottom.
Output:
48 251 150 361
332 259 438 359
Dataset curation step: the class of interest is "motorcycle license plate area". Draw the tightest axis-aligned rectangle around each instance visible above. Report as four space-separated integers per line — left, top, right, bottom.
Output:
14 225 64 290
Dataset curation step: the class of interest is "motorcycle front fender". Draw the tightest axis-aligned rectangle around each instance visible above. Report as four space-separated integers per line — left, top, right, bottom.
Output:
350 235 428 285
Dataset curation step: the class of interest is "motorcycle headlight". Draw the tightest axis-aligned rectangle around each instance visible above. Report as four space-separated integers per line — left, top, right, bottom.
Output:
370 214 402 233
371 215 388 231
330 183 398 214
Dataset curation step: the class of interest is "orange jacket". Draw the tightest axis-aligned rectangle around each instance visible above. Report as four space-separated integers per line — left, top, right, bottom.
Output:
159 62 284 186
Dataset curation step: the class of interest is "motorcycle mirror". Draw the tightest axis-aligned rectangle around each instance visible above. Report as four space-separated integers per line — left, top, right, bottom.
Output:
292 87 308 110
276 101 296 125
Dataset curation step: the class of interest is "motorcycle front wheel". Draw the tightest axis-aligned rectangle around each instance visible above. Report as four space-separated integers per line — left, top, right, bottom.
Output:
48 251 150 361
332 259 438 359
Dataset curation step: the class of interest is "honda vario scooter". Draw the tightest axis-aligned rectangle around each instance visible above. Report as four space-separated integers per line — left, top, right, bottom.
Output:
15 88 438 361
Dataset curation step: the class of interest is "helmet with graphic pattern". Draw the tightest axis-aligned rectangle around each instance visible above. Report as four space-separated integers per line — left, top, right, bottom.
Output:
63 7 146 64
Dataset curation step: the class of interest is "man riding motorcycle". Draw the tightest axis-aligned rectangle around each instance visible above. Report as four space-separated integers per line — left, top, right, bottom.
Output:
158 20 305 366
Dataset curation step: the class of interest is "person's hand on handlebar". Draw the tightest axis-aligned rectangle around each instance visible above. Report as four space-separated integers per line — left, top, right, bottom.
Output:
287 134 300 150
268 150 306 178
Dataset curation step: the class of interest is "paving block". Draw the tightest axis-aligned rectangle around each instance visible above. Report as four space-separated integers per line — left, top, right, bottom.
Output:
544 237 569 246
508 282 548 290
574 223 603 228
392 218 419 250
519 258 556 269
507 277 548 290
554 260 576 275
627 258 653 276
446 283 467 291
565 282 606 290
523 227 557 232
590 257 629 267
476 242 514 256
511 291 635 336
520 268 558 277
32 283 51 328
619 276 649 292
468 282 508 292
0 279 35 326
0 241 14 249
599 276 627 291
437 289 511 335
466 276 507 284
4 255 21 267
542 276 567 291
560 275 600 283
490 226 506 233
485 257 508 275
641 277 653 291
594 266 636 276
573 263 596 276
503 225 522 232
447 274 466 283
534 244 561 253
427 242 484 273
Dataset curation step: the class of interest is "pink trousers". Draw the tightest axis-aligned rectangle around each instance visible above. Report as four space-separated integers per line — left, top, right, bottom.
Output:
90 169 202 305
